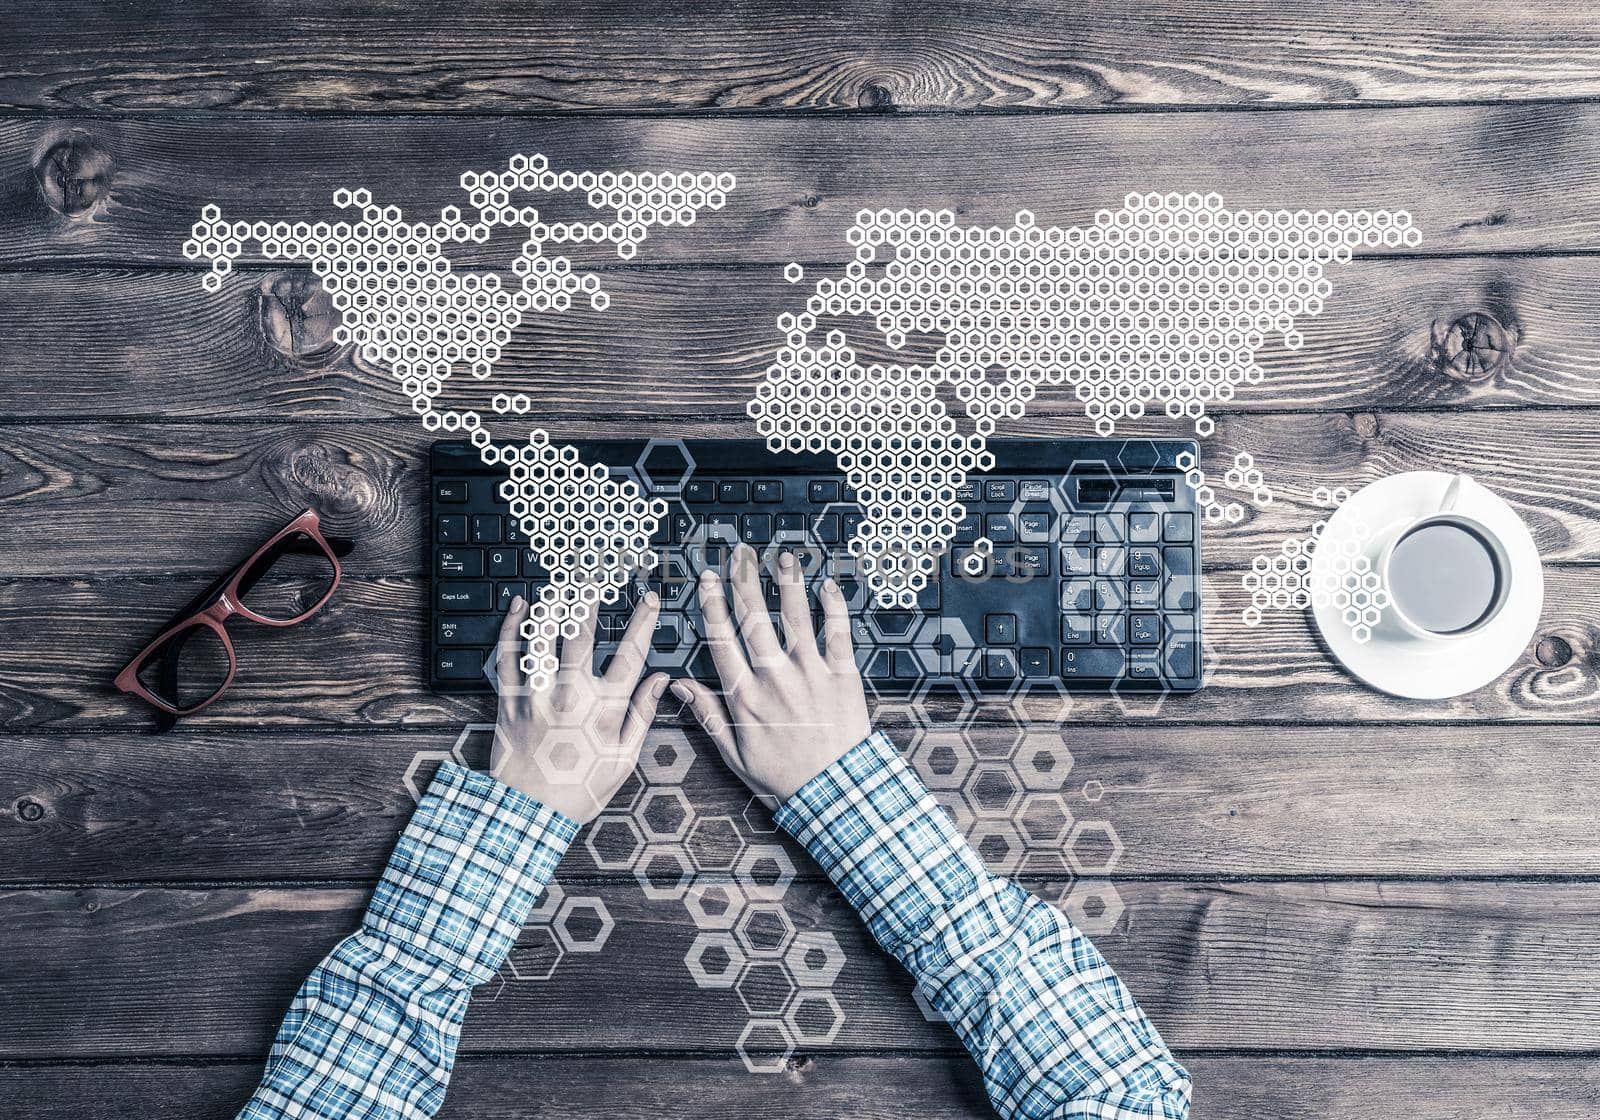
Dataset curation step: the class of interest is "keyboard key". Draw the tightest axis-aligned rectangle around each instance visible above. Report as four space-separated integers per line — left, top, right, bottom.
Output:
672 513 697 540
436 548 484 578
1019 480 1052 502
775 512 807 534
495 582 526 611
808 480 840 503
1130 613 1161 645
1061 614 1093 644
1061 579 1094 612
1094 547 1126 576
1061 545 1094 576
986 480 1017 503
437 615 501 646
916 582 941 611
812 513 840 543
1010 546 1050 577
953 480 980 501
487 547 519 578
1163 512 1194 542
719 481 750 503
954 548 991 579
1095 614 1126 644
653 618 683 650
437 581 491 611
861 649 893 681
1166 638 1198 678
435 649 483 680
1060 646 1125 680
1018 512 1052 543
1129 512 1161 543
741 514 773 544
522 550 549 579
503 518 527 545
1128 548 1162 578
1061 515 1095 544
1129 579 1161 609
753 480 784 503
1095 513 1127 542
984 649 1018 680
1164 546 1198 611
1021 647 1051 676
470 515 502 544
953 512 982 543
686 480 716 503
985 513 1016 543
1094 579 1125 611
1129 649 1161 679
437 515 467 543
892 650 921 679
435 481 469 503
985 613 1018 644
842 513 864 539
708 513 740 536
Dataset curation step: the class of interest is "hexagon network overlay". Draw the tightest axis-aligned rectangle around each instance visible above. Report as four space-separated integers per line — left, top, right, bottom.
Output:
183 155 736 690
752 194 1417 607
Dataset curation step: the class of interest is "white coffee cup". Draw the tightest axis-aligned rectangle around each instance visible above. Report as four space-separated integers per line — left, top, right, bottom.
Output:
1373 474 1512 641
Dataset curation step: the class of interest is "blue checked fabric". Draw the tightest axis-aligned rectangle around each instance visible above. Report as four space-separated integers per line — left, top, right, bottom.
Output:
776 732 1191 1120
238 761 577 1120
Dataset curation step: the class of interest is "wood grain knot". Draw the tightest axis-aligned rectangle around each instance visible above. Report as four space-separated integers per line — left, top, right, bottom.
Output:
1536 635 1574 668
258 271 343 365
34 132 114 219
15 798 45 823
1432 312 1511 383
857 82 895 110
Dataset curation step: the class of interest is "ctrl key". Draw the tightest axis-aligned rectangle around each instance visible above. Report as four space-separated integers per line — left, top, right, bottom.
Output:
435 649 484 680
1059 646 1126 680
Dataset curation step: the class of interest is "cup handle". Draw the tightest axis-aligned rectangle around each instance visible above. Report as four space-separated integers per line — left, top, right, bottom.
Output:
1439 474 1469 513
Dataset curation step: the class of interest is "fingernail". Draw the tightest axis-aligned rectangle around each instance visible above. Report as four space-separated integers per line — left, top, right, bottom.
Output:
778 551 795 570
510 595 525 610
699 568 717 584
823 577 839 594
644 590 660 607
670 680 692 700
653 674 669 694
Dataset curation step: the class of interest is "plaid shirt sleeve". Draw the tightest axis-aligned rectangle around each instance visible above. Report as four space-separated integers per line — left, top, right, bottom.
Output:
237 762 578 1120
775 731 1191 1120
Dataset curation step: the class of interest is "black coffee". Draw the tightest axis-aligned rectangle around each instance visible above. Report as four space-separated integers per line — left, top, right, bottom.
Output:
1387 522 1501 634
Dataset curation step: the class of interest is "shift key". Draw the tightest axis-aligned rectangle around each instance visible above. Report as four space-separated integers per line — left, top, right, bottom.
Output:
437 581 491 611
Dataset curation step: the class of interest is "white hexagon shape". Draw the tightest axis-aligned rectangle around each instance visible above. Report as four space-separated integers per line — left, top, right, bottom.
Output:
967 818 1025 875
735 901 797 959
685 881 748 930
1017 791 1075 846
640 729 695 785
685 930 747 989
736 960 798 1018
634 842 694 901
554 895 614 953
402 748 454 803
742 794 781 835
634 438 696 495
687 813 745 872
962 763 1023 818
737 1017 795 1075
527 881 566 923
1058 879 1126 935
736 843 797 902
910 983 948 1024
1013 729 1075 791
1066 820 1125 876
638 786 695 842
585 813 646 872
785 930 846 989
908 727 976 791
786 991 845 1045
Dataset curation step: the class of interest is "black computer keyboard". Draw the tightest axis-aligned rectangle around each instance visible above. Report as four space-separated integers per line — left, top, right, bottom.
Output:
429 438 1203 694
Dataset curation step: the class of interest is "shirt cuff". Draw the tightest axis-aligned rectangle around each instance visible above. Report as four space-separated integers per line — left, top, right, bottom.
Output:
774 731 984 952
362 761 579 983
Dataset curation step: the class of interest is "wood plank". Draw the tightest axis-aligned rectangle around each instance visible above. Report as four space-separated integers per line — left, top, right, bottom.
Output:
6 723 1600 883
9 1 1600 114
2 559 1594 731
2 880 1598 1057
3 408 1598 580
9 1055 1600 1120
8 108 1600 266
6 257 1600 421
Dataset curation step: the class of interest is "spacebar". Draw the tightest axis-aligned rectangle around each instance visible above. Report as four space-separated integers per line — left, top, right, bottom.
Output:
1059 647 1126 679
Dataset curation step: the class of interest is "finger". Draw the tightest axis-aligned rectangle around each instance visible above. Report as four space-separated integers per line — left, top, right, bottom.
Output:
728 543 782 663
819 577 856 669
697 568 751 691
495 596 530 694
619 672 670 759
604 590 660 689
773 550 817 657
670 678 739 760
558 600 599 674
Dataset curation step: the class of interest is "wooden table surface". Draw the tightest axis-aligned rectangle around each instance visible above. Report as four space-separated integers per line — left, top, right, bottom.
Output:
3 5 1600 1117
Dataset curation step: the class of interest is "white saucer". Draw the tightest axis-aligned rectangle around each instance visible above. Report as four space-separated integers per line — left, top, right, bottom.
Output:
1310 472 1544 700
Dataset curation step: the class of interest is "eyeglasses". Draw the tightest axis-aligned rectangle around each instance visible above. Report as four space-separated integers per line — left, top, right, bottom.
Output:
114 508 354 730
